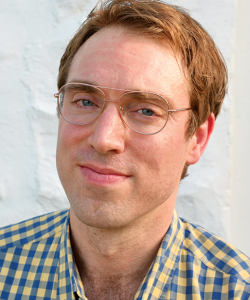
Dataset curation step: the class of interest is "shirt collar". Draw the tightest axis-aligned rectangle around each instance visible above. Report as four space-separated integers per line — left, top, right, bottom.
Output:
134 210 185 299
57 211 85 300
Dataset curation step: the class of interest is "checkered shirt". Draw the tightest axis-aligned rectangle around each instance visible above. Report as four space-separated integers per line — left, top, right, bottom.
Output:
1 209 250 299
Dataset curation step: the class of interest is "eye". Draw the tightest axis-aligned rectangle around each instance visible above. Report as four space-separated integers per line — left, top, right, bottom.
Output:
138 108 154 116
77 99 95 106
72 93 101 109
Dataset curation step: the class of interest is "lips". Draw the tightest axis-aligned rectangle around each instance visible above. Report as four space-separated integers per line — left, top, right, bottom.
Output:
80 164 130 185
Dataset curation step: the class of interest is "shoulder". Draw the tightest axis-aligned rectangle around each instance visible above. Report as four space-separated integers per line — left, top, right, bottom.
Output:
0 209 69 250
180 217 250 284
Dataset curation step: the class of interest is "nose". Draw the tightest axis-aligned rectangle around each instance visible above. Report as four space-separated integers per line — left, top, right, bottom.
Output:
87 101 126 154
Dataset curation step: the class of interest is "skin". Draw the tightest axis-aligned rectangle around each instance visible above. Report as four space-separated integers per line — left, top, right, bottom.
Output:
56 26 214 300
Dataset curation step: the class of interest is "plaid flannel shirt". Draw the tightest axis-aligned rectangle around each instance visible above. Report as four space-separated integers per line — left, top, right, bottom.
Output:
0 209 250 299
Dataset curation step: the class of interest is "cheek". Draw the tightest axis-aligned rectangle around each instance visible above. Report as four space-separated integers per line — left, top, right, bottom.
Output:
57 124 79 180
57 120 90 159
131 130 188 183
56 121 91 185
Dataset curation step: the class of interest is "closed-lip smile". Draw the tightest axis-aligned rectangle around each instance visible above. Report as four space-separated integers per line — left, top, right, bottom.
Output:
80 163 130 185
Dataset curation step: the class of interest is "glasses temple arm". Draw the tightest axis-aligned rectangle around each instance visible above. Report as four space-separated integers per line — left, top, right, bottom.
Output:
168 108 192 113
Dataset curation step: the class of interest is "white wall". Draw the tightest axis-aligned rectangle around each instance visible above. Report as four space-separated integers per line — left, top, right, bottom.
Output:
231 0 250 256
0 0 249 255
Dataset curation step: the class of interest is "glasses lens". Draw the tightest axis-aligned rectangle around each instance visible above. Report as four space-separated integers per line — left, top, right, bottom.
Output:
58 83 105 125
119 92 169 134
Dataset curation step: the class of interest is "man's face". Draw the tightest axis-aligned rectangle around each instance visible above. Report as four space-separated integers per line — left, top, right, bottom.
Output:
56 26 196 229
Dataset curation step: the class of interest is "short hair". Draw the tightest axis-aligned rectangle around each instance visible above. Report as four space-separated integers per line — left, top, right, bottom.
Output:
57 0 228 178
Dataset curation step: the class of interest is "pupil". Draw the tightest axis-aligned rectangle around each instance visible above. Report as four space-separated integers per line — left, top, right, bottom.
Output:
142 109 153 116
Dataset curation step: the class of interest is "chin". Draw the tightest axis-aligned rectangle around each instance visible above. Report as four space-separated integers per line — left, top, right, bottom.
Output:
70 202 133 230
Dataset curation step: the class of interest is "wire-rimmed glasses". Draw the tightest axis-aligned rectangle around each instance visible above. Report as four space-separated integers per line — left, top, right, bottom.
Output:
54 83 192 135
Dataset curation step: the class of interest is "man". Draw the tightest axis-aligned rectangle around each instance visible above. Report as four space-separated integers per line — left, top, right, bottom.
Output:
0 0 250 299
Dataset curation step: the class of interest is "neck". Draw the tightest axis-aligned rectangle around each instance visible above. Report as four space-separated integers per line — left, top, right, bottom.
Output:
69 200 175 280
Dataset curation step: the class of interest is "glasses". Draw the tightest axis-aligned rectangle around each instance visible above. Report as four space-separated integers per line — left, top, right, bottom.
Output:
54 83 192 135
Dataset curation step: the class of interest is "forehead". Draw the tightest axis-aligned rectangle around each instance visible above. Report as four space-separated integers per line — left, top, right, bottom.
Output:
68 26 189 107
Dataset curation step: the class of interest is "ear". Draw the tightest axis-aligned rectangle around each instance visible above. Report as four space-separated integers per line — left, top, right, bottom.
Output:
186 113 215 165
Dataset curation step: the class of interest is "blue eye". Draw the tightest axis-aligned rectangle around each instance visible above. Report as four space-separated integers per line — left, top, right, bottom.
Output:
82 100 94 106
141 109 154 116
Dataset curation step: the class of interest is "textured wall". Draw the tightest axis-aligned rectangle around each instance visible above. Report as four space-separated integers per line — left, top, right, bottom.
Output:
0 0 249 255
231 0 250 256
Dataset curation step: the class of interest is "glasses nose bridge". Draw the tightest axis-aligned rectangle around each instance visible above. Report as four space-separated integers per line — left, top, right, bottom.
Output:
101 87 127 111
98 96 125 125
102 87 124 105
102 98 122 113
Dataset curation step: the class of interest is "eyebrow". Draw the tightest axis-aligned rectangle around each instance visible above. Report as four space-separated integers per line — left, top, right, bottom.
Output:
67 79 176 108
68 79 97 86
